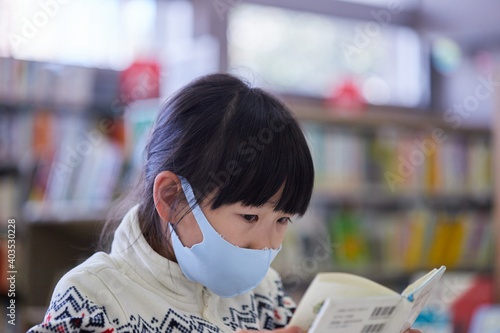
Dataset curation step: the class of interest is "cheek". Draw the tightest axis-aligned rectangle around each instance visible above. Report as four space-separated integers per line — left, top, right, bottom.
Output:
203 210 241 238
276 223 288 242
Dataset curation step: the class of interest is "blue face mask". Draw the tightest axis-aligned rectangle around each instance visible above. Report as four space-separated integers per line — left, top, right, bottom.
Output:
169 176 281 298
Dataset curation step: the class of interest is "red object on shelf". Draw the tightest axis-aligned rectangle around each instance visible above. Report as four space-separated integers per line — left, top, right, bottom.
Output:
325 78 366 115
120 60 161 103
450 275 494 333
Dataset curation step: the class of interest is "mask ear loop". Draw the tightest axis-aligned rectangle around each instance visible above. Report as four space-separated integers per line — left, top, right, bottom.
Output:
178 177 213 239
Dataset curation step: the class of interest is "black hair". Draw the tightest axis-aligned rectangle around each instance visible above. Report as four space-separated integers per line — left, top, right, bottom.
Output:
103 73 314 254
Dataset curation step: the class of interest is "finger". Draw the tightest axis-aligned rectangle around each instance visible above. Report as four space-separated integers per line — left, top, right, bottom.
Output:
405 330 422 333
272 326 304 333
236 326 304 333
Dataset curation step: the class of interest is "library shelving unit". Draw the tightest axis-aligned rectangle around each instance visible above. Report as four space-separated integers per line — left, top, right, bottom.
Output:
495 79 500 303
0 57 123 332
274 95 495 297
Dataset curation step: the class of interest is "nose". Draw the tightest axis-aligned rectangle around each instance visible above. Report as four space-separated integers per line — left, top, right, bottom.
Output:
248 221 280 250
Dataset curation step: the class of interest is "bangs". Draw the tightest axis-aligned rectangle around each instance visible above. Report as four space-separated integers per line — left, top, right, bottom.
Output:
201 89 314 216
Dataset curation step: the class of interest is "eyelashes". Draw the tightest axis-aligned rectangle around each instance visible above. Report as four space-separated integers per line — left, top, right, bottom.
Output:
242 214 258 222
279 217 293 224
241 215 292 224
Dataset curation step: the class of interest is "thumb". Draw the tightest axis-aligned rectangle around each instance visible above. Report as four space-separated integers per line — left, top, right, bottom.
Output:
237 326 304 333
272 326 304 333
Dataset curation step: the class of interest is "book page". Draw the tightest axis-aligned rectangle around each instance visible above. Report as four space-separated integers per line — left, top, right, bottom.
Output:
315 273 400 294
290 273 399 330
401 266 440 298
398 266 447 332
309 296 406 333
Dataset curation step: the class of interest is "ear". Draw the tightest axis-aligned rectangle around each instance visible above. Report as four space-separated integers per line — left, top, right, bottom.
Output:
153 171 182 223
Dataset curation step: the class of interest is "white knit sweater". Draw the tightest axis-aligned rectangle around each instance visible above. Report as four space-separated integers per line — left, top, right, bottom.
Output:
28 205 296 333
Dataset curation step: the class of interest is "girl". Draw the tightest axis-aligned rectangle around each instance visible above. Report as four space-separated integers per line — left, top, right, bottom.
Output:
28 73 420 333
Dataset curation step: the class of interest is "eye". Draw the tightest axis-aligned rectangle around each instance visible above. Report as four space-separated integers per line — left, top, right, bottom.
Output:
277 217 292 224
242 214 258 222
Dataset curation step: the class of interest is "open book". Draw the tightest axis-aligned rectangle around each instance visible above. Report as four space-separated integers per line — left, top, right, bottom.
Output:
289 266 446 333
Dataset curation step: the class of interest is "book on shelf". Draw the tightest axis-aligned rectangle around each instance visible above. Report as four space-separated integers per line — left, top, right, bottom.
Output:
326 208 493 272
289 266 446 333
16 111 127 220
0 57 119 107
0 176 18 228
302 121 492 195
328 207 369 268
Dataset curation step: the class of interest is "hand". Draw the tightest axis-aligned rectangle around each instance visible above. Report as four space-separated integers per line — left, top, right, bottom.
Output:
236 327 421 333
236 326 303 333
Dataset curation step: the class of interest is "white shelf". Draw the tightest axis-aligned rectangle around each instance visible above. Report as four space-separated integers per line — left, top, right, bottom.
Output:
283 96 492 134
23 200 109 224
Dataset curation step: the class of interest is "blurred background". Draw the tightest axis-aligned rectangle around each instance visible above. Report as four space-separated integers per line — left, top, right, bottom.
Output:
0 0 499 332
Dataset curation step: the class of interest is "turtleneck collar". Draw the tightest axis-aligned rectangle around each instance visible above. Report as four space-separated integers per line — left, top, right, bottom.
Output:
110 204 204 307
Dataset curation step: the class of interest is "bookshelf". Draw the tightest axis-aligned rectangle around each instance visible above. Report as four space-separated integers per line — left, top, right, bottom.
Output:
0 57 123 331
273 95 494 297
495 76 500 303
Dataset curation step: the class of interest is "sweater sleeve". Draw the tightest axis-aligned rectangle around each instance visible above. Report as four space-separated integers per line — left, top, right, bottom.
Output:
27 267 121 333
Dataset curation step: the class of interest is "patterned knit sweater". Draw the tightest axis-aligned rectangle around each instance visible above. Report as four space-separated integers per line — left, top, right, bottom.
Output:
28 205 296 333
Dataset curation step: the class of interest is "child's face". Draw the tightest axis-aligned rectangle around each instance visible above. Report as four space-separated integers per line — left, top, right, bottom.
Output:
172 189 291 252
